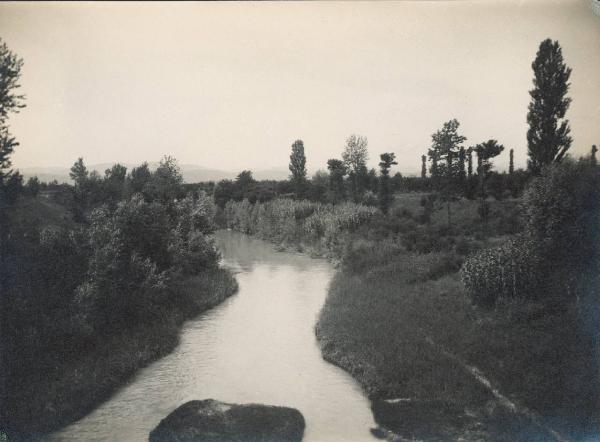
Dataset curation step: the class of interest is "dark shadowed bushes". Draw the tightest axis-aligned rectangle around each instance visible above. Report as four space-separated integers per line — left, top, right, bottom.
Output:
461 160 600 307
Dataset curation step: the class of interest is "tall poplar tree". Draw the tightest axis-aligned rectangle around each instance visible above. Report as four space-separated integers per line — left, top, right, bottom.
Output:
526 39 572 174
289 139 307 198
378 152 397 214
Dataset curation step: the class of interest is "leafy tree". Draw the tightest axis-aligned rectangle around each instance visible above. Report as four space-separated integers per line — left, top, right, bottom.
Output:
421 155 427 179
103 163 128 204
69 158 90 221
326 158 346 203
458 147 466 183
378 152 397 214
0 39 25 187
527 39 572 174
214 179 236 208
234 170 256 200
467 148 473 178
428 119 466 179
342 134 369 201
592 145 598 166
150 156 184 204
25 176 40 197
366 168 378 193
105 164 127 183
3 170 22 204
289 139 307 198
308 170 329 202
472 139 505 174
69 158 89 187
128 162 152 195
235 170 254 188
509 149 515 174
475 147 489 223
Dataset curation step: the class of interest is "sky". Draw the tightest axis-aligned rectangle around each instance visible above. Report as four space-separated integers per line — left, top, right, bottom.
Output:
0 1 599 176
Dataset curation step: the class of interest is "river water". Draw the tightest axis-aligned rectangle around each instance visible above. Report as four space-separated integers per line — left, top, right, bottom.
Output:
50 230 375 441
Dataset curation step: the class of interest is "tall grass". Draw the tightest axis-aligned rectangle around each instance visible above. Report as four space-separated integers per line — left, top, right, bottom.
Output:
224 199 378 257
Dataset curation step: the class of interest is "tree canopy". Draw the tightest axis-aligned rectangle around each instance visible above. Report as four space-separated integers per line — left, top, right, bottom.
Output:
527 39 572 174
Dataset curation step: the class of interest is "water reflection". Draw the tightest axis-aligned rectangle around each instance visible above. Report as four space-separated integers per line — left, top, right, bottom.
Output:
50 230 375 441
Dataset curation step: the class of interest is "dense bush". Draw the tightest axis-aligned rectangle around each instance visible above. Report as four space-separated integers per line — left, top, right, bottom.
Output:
461 160 600 307
461 238 541 306
224 198 378 255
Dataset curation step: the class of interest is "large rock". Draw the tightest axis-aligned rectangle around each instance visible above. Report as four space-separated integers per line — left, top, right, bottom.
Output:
149 399 305 442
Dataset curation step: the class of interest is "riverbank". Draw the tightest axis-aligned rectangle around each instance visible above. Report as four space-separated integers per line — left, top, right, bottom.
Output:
223 195 600 440
2 268 238 440
315 258 597 440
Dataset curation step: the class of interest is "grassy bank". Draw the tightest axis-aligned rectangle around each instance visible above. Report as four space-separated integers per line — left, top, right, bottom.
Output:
316 255 597 440
2 267 238 440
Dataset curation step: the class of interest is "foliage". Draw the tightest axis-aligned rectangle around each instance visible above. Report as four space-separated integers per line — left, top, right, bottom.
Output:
461 238 541 307
128 162 152 195
378 152 397 214
428 119 466 179
462 160 600 306
342 134 369 201
148 156 184 205
0 39 25 187
224 198 378 256
527 39 572 174
24 176 40 196
307 170 328 202
472 139 504 174
289 139 307 197
326 158 346 203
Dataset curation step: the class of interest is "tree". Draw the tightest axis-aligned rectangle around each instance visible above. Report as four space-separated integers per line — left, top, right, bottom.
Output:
150 156 184 205
25 176 40 197
128 162 152 195
475 147 489 224
289 139 307 198
428 119 466 179
458 147 466 182
421 155 427 179
308 170 328 202
472 139 505 174
378 152 397 214
509 149 515 174
70 157 89 187
326 158 346 203
0 39 25 187
467 148 473 178
527 39 572 174
104 163 128 204
214 179 236 208
342 134 369 201
592 145 598 166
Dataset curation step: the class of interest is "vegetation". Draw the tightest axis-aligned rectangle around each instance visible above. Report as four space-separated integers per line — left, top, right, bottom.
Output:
527 39 572 174
2 29 598 442
377 153 397 214
2 162 238 436
342 134 369 202
289 139 307 198
0 39 237 438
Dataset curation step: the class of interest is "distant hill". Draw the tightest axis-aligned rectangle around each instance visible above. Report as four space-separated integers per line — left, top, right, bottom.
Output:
18 164 290 184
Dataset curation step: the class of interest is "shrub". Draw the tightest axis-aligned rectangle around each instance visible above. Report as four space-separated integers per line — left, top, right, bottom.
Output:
169 228 220 276
463 161 600 307
461 238 541 307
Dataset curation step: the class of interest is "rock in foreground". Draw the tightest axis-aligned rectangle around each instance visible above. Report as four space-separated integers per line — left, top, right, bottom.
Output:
149 399 305 442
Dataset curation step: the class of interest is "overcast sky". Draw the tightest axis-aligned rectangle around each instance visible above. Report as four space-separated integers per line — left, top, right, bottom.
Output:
1 1 599 175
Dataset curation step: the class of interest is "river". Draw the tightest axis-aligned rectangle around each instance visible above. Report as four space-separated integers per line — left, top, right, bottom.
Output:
50 230 376 441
